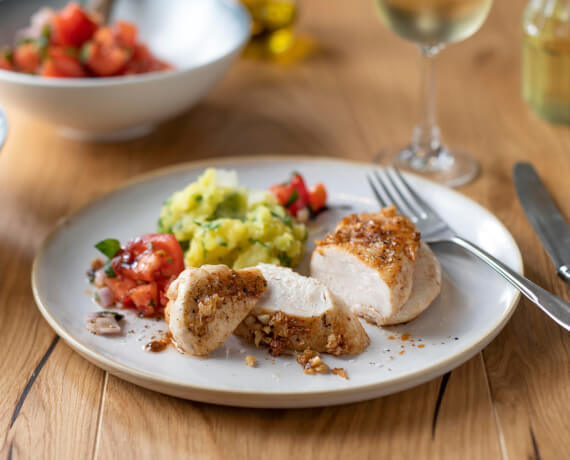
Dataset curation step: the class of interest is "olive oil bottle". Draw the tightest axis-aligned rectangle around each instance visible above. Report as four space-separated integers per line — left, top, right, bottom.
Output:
522 0 570 124
241 0 297 55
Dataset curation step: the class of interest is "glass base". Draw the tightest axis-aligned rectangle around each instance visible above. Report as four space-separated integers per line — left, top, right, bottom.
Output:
375 144 479 187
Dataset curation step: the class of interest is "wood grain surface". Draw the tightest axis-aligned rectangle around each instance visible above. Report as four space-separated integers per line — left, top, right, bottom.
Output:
1 0 569 459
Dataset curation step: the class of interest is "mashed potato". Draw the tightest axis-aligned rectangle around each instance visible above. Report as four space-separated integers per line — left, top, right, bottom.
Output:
158 169 307 269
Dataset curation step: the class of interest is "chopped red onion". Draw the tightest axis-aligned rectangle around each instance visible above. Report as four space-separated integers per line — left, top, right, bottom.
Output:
86 311 123 336
95 286 114 307
15 8 55 42
94 269 107 288
296 207 310 223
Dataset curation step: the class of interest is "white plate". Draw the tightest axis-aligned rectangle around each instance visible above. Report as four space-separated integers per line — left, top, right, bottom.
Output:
32 157 522 408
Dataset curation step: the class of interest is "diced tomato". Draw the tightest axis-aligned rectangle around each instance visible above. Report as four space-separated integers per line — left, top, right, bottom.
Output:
13 43 42 73
309 183 327 212
105 276 137 302
51 2 98 47
0 53 13 71
269 172 327 218
156 278 172 310
83 41 130 76
129 283 158 316
122 43 152 74
41 47 87 77
133 43 152 61
114 21 137 47
93 27 114 46
40 59 62 77
1 3 172 78
114 234 184 281
139 234 185 277
100 234 183 317
290 173 310 206
269 184 294 207
286 194 305 217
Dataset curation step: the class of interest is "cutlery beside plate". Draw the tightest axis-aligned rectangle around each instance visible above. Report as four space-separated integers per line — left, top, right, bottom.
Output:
514 162 570 284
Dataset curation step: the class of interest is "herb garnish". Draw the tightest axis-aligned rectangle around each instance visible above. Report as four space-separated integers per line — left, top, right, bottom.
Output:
95 238 121 259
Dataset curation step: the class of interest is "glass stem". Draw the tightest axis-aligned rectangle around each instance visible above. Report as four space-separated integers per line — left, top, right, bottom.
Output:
410 46 443 159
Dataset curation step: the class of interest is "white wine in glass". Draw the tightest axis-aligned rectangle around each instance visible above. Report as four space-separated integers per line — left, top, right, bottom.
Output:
375 0 493 187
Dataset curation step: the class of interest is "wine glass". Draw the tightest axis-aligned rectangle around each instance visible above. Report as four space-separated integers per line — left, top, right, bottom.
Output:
375 0 493 187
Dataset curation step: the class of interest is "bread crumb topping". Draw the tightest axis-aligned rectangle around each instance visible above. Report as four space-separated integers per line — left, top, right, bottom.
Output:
245 355 257 367
296 349 330 374
316 206 420 273
332 368 349 380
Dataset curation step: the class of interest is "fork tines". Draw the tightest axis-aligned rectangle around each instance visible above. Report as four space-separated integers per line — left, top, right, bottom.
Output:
367 167 437 223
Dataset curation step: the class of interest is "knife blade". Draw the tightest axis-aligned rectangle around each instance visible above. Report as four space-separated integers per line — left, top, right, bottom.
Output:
514 162 570 284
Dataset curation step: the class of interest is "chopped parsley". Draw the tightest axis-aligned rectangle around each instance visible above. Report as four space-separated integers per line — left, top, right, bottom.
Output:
270 211 293 227
278 253 292 267
194 220 222 231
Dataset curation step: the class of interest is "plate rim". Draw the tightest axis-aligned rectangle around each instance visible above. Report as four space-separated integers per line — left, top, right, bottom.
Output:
31 155 522 405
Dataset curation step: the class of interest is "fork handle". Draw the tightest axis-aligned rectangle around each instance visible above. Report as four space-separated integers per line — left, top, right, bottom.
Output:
448 236 570 331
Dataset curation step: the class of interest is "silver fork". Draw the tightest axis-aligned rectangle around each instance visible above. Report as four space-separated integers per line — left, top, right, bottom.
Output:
367 167 570 331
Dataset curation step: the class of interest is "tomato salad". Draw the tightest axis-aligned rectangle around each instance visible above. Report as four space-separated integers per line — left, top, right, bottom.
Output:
269 172 327 222
0 2 171 77
89 234 184 318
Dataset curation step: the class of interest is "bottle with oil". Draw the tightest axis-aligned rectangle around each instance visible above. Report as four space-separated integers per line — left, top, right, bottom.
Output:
522 0 570 124
241 0 297 56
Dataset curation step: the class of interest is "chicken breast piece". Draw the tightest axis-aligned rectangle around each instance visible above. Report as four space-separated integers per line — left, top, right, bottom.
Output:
165 265 267 356
311 207 440 326
234 264 369 356
352 242 441 325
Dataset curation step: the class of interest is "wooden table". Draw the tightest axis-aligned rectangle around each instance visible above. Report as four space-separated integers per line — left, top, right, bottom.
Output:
1 0 569 458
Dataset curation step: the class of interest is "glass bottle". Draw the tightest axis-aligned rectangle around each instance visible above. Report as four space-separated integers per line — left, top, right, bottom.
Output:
241 0 298 56
522 0 570 124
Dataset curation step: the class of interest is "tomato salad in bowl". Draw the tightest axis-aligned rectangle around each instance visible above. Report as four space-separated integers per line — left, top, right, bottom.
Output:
0 0 251 140
0 2 171 78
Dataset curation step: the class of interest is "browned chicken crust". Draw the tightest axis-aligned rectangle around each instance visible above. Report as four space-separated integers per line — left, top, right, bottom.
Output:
165 266 267 356
315 206 420 283
234 308 368 357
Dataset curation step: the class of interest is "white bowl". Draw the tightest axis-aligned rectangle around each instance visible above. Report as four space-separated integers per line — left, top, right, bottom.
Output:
0 0 250 141
0 106 7 151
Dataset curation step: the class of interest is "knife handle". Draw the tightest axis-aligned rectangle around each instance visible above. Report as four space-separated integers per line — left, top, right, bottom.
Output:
449 236 570 331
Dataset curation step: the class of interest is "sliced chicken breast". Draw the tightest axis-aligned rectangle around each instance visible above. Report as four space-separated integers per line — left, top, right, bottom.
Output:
311 207 441 326
234 264 369 356
165 265 267 356
351 242 441 325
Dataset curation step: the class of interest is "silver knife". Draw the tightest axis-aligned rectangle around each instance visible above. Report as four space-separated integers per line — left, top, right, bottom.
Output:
514 162 570 284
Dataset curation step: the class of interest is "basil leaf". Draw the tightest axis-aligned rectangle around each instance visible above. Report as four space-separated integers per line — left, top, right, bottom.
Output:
284 189 299 207
95 238 121 259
